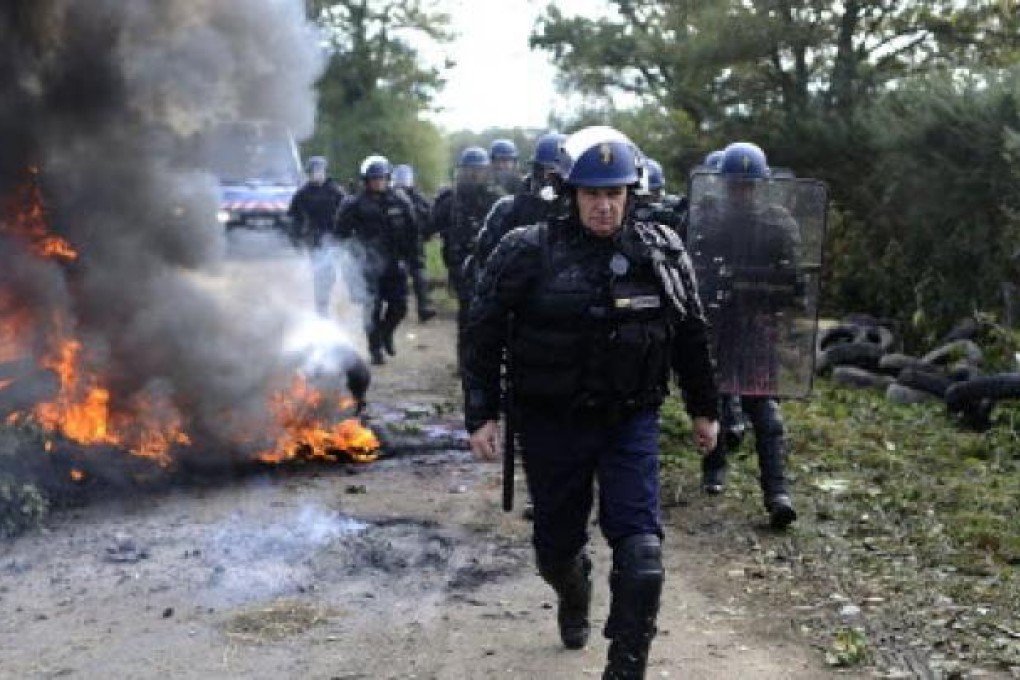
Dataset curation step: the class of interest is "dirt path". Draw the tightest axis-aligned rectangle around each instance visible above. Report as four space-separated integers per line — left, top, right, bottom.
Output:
0 312 853 679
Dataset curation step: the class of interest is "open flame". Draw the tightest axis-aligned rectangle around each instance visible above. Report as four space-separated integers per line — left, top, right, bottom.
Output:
0 169 77 262
258 376 380 465
28 337 191 465
0 173 379 468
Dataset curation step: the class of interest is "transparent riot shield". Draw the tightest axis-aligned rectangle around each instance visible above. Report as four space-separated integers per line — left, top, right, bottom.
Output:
686 171 827 398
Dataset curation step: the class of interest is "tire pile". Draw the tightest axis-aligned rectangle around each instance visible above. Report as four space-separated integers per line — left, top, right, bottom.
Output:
815 315 1020 431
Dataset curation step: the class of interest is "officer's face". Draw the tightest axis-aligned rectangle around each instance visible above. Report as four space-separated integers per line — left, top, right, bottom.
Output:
492 158 516 173
577 186 628 238
366 176 389 193
310 169 326 185
458 167 489 185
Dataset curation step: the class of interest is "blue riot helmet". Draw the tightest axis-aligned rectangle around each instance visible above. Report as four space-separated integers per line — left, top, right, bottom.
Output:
359 154 391 187
645 158 665 193
392 163 414 189
490 138 520 191
458 146 490 168
489 138 519 164
703 150 724 171
306 155 328 184
456 146 490 185
557 125 642 188
531 131 567 194
533 132 566 169
718 142 768 179
534 132 567 167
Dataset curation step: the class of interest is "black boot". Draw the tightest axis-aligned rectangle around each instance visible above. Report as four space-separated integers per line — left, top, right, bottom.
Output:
538 553 592 650
701 444 727 495
603 534 663 680
367 329 385 366
379 301 407 357
751 398 797 529
766 493 797 529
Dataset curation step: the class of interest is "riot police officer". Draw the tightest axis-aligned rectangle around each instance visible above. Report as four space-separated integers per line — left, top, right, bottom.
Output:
287 156 346 315
690 142 803 529
463 126 720 679
633 158 688 240
335 155 418 365
703 149 724 171
392 163 437 322
467 131 567 291
489 137 524 194
428 146 505 368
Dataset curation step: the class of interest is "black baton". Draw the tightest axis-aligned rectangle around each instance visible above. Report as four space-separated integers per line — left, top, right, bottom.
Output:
502 315 515 512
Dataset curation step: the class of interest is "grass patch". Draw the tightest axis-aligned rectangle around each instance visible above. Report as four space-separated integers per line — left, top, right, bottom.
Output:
222 599 336 644
660 379 1020 673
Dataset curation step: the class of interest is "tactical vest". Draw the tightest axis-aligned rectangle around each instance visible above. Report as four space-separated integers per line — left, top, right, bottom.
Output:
347 190 413 260
511 223 672 412
445 184 502 269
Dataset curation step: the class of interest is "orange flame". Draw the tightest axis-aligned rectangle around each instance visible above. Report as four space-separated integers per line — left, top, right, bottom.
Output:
258 375 380 464
0 172 78 262
69 469 85 482
1 173 376 468
31 338 189 465
0 290 35 364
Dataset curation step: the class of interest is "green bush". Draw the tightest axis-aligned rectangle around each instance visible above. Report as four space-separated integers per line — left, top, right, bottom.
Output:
0 476 48 539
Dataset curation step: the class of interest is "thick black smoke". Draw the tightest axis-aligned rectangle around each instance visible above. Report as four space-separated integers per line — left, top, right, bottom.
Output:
0 0 337 451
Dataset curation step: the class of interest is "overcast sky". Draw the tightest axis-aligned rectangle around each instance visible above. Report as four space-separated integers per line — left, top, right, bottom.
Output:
422 0 610 132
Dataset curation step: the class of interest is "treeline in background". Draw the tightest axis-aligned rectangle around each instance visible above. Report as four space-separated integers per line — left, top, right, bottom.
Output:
304 0 1020 346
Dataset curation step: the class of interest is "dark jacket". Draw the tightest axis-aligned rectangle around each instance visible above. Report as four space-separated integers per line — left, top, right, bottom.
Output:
462 214 719 433
335 187 418 274
286 179 346 247
427 182 505 274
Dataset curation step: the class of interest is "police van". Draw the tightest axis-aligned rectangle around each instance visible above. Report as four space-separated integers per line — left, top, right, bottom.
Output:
198 120 302 232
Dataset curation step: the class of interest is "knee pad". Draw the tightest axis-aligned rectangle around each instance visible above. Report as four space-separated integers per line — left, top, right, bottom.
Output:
606 534 663 639
612 534 663 583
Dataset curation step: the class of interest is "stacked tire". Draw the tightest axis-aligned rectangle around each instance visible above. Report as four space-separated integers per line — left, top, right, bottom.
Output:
815 315 1020 431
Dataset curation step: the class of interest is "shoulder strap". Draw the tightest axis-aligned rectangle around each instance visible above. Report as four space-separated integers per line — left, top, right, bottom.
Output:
630 221 704 322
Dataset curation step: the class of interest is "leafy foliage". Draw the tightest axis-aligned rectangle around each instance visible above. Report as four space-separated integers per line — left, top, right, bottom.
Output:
302 1 453 193
533 1 1020 335
660 380 1020 671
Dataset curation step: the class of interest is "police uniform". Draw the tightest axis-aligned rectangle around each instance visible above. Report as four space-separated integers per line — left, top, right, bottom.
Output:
632 194 689 241
693 142 800 529
463 127 719 679
287 157 347 315
427 150 504 365
395 183 437 321
466 132 568 294
335 165 418 365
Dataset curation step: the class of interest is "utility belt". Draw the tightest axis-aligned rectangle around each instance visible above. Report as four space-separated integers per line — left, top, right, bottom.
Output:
519 390 664 424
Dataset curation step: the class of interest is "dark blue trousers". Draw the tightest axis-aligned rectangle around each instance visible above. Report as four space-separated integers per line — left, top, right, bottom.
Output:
519 407 663 565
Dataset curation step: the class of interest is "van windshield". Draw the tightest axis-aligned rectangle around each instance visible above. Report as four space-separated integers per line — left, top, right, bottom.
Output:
200 122 301 185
